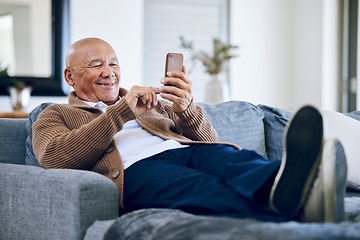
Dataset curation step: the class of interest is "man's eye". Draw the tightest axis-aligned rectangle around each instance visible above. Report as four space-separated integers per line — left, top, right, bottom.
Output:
91 64 102 68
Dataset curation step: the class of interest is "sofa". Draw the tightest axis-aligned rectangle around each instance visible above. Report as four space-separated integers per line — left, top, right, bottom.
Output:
1 100 360 240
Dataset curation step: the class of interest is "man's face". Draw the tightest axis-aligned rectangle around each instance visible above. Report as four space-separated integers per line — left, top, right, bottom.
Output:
66 41 121 105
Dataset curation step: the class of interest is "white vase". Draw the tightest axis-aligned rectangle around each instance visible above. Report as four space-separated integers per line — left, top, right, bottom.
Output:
8 86 32 112
205 75 224 104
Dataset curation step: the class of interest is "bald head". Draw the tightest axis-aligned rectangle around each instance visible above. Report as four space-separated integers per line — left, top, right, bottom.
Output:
65 37 116 68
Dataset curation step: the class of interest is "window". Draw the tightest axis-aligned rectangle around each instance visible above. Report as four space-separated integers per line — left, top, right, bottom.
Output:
0 0 69 96
342 0 358 111
144 0 229 102
0 14 15 75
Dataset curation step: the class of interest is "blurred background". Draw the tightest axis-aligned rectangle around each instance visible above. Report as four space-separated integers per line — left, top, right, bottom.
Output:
0 0 357 113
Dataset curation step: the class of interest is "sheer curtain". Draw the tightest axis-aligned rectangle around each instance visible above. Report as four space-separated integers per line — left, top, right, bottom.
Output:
143 0 229 102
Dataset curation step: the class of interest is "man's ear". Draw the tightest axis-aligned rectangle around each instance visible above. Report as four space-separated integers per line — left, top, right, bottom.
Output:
64 68 75 86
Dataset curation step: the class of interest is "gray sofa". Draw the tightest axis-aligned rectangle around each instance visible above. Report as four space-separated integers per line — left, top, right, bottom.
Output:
1 101 360 240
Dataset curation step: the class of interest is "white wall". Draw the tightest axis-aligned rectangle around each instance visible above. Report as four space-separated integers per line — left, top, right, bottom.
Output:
70 0 144 91
0 0 343 113
292 0 323 110
230 0 341 111
230 0 295 110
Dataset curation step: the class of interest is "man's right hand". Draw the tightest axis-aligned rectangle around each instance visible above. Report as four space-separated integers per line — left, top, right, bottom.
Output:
125 86 161 116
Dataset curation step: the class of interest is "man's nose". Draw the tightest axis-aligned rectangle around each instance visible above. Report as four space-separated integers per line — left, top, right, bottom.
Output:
101 64 115 78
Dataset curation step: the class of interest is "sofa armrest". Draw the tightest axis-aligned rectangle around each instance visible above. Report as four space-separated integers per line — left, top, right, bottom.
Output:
0 163 119 240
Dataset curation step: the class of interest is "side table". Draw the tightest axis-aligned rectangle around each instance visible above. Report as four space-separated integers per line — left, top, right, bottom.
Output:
0 112 29 118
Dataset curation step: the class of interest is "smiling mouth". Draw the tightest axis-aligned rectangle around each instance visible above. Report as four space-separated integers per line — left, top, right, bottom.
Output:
97 83 115 86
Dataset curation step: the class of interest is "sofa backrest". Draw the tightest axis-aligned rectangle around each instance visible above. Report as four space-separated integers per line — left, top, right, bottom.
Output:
199 101 267 158
0 101 293 167
0 118 28 164
0 101 272 167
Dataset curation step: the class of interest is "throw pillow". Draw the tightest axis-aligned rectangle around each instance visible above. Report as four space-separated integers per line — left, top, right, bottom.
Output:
199 101 267 158
257 104 292 161
25 102 54 166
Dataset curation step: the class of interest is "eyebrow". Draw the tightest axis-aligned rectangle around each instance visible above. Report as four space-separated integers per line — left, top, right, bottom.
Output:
109 57 119 64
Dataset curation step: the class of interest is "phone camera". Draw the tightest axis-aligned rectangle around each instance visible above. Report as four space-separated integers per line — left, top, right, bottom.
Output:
169 55 172 59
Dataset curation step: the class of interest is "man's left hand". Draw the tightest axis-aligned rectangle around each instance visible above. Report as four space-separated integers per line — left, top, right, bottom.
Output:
160 66 193 113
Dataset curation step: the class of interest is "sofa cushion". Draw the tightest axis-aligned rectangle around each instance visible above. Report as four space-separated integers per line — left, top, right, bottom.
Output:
25 102 54 166
199 101 267 158
0 118 28 164
257 104 292 161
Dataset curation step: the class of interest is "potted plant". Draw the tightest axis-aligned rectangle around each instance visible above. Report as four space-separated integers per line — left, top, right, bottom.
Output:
0 62 32 112
180 36 238 104
0 64 8 78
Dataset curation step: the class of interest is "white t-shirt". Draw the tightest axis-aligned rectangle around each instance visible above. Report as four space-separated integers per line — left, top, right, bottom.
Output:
84 100 189 169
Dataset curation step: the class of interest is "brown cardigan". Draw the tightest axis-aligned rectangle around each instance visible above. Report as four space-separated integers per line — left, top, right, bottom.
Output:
32 89 233 207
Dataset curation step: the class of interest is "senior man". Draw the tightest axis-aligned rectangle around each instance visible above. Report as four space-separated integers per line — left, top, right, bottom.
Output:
32 37 347 222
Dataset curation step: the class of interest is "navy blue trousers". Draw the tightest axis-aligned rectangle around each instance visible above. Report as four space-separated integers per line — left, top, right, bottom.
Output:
121 144 286 221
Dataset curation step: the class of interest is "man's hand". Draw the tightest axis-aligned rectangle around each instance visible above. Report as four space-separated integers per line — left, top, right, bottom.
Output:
125 86 161 116
160 66 193 112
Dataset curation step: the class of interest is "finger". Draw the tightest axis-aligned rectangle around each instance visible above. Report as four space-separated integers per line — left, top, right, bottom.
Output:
167 70 192 86
140 95 147 105
182 65 187 74
163 77 192 92
151 87 161 94
160 92 179 103
150 89 158 107
160 85 183 96
161 78 182 89
145 91 153 109
148 87 160 107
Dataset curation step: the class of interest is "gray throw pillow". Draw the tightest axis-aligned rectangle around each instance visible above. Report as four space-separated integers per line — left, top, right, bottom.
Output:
25 102 54 166
199 101 267 158
257 104 292 161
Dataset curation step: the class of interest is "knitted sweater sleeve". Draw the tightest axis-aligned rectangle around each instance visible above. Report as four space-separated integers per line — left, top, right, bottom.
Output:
165 100 219 142
32 98 135 169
